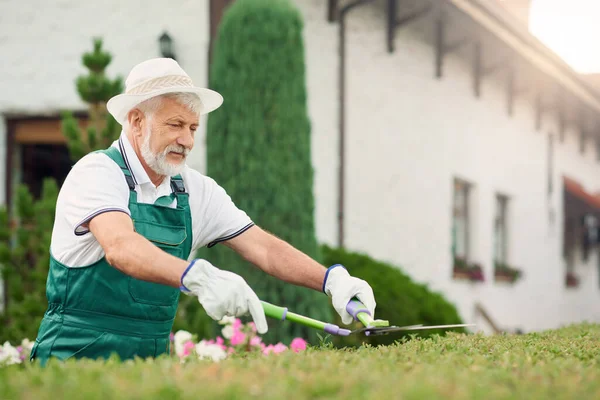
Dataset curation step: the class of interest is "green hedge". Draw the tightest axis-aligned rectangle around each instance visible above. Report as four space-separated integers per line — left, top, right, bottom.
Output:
5 323 600 399
320 245 466 347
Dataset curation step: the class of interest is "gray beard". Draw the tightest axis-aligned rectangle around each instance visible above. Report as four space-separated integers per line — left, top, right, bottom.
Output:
140 127 189 177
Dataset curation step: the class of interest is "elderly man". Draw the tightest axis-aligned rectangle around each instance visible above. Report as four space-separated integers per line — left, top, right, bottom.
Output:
30 58 376 365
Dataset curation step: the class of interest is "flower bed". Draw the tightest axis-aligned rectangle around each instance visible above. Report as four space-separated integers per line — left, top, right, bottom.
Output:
0 339 34 366
172 316 307 363
0 316 307 367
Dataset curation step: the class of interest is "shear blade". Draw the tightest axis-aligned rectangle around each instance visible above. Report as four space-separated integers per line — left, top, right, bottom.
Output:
355 323 476 336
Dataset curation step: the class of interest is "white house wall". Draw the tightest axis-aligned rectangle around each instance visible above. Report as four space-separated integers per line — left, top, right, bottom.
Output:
297 0 340 246
294 0 600 333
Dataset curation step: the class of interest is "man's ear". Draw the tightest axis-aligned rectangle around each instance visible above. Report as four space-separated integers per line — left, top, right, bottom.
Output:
127 109 144 136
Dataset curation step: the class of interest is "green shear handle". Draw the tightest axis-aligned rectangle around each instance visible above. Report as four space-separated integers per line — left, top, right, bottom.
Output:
261 298 388 336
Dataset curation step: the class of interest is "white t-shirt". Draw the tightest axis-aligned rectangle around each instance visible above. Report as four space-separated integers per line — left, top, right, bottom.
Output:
50 133 254 267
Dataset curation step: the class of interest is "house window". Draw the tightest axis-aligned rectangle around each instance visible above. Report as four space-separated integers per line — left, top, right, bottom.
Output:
5 117 77 207
493 194 509 264
452 178 470 260
547 133 554 196
20 144 72 199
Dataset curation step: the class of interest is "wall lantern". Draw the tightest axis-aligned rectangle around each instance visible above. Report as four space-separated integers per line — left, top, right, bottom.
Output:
159 32 176 60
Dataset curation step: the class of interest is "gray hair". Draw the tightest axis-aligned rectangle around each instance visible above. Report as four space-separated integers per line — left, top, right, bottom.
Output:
122 92 203 130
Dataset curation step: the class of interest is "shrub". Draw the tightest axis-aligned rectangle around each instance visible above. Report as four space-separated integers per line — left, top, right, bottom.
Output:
193 0 332 345
320 245 466 347
0 179 59 343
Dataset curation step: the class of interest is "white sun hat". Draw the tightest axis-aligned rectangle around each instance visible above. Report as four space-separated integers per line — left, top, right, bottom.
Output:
107 57 224 125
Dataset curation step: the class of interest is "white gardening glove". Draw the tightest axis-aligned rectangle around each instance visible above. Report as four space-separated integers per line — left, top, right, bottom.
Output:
323 264 376 325
180 259 268 334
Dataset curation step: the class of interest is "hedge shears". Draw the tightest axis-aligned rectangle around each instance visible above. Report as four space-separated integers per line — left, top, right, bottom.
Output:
261 299 474 336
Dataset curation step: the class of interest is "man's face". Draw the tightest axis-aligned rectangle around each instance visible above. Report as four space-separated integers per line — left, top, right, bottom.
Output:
139 96 199 177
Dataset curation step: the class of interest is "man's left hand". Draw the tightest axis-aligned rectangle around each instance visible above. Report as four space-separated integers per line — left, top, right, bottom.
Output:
322 265 376 325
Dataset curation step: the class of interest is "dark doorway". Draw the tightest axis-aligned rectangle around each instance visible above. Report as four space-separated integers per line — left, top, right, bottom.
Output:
20 144 72 199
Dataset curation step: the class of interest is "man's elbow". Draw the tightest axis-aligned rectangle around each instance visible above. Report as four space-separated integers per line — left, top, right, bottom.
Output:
102 234 131 270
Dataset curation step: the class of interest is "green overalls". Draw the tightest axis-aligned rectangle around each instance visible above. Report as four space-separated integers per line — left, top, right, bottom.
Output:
30 146 193 366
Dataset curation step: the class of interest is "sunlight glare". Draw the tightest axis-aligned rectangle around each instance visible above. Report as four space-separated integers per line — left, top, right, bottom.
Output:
529 0 600 73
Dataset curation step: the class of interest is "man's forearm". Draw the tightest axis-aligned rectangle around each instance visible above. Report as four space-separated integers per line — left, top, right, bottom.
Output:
105 232 189 288
261 235 327 292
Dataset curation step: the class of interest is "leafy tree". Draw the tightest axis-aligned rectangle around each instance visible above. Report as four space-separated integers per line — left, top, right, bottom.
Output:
196 0 333 344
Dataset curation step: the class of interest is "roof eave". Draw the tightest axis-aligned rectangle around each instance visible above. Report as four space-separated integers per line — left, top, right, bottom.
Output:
448 0 600 113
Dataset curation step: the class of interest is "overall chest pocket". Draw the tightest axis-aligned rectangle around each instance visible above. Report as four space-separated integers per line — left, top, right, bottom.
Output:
129 220 187 306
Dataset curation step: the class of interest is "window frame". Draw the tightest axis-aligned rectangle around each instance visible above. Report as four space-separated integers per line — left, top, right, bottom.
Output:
493 193 510 265
452 177 471 262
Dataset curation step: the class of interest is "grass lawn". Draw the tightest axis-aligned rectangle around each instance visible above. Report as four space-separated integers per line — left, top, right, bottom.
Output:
2 322 599 399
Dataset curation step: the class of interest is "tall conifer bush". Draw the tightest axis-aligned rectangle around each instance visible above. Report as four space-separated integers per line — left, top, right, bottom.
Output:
200 0 333 344
61 38 123 162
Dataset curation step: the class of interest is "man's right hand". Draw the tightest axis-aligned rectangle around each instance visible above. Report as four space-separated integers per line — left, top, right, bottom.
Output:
180 259 268 334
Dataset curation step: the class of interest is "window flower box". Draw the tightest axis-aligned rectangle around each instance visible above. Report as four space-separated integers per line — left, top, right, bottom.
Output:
493 262 522 284
566 271 579 288
453 257 485 282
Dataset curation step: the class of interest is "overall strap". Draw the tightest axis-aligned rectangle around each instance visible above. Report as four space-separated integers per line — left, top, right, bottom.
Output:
170 174 189 208
95 146 138 202
96 145 189 207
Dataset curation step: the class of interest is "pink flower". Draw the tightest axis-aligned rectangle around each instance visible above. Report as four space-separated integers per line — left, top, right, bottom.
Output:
230 330 246 346
250 336 262 347
290 338 307 353
215 336 227 350
182 340 195 357
262 344 274 355
173 331 193 357
247 322 257 333
273 343 288 354
233 318 243 331
262 343 287 355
